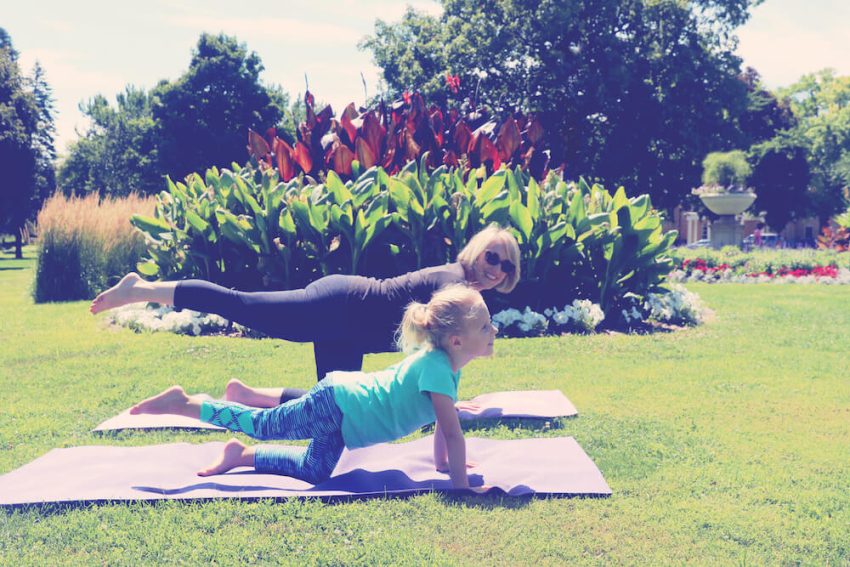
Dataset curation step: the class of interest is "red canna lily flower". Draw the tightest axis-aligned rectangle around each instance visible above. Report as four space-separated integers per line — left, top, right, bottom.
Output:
444 73 460 94
402 91 412 105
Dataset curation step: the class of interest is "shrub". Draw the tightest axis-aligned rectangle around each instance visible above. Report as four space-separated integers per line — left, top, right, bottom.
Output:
699 150 752 190
130 160 678 320
34 193 154 302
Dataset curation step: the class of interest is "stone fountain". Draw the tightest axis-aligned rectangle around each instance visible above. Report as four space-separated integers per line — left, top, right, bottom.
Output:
699 192 756 248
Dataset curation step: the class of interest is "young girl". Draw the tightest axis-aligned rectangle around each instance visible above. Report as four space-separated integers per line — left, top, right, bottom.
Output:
130 284 496 491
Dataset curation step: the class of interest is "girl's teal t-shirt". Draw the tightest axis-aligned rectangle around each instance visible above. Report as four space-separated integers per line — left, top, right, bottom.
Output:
329 348 460 449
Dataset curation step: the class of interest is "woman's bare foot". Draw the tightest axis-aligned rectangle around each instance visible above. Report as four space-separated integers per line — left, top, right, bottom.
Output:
198 438 255 476
90 272 143 314
130 385 191 416
224 378 283 408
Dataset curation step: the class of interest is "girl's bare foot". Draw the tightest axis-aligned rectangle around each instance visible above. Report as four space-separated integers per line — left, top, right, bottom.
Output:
224 378 282 408
130 386 190 415
224 379 253 403
198 438 255 476
90 272 143 314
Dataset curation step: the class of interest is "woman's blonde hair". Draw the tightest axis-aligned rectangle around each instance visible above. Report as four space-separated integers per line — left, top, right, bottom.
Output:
456 224 521 293
396 284 484 353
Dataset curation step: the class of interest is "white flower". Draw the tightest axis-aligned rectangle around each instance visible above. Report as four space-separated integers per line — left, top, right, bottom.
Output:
492 307 547 336
545 299 605 332
107 304 232 335
646 285 706 326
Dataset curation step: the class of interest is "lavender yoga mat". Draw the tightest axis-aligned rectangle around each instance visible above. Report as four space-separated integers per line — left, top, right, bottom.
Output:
0 436 610 506
93 390 578 432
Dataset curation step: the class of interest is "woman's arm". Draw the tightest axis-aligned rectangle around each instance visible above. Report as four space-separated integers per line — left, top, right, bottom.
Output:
431 393 468 489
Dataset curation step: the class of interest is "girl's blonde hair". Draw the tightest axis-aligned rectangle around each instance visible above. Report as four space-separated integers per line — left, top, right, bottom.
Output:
456 224 521 293
397 284 484 353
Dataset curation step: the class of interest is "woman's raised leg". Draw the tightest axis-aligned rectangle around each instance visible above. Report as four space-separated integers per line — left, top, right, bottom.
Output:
90 273 178 314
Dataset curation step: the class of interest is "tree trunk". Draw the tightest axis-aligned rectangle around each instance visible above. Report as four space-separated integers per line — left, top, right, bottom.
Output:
15 230 23 259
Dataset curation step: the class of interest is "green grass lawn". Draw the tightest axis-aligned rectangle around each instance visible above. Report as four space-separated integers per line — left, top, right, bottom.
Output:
1 248 848 565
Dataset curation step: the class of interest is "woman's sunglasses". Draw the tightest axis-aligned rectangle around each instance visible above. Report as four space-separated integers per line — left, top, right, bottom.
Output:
485 250 516 274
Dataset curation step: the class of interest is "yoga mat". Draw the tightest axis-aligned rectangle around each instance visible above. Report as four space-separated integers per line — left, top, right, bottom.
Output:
0 436 610 506
93 390 578 432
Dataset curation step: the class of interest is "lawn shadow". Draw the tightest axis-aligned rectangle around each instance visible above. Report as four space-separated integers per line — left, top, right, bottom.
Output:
2 469 544 515
420 416 572 435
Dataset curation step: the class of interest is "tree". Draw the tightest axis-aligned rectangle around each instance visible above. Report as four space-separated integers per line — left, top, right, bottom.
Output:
28 61 57 206
58 86 162 196
777 70 850 221
361 0 760 210
737 67 796 146
152 33 284 180
749 134 812 231
0 28 39 259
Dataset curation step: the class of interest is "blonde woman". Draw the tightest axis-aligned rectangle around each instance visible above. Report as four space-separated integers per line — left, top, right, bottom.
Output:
130 285 496 491
92 225 520 402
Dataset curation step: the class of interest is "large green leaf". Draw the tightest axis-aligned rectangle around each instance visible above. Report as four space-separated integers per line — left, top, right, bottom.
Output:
527 177 541 221
131 214 172 239
326 170 354 205
476 170 506 203
185 210 209 233
389 178 413 222
136 260 159 277
509 200 533 243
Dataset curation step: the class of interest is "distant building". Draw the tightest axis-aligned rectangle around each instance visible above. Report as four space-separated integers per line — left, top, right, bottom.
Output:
664 206 820 248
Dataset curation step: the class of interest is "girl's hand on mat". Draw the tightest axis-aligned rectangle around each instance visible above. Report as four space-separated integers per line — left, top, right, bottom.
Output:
436 461 477 473
454 401 481 413
469 485 492 494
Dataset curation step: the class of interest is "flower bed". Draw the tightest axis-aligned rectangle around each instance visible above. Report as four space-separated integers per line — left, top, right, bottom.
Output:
669 248 850 284
492 286 707 337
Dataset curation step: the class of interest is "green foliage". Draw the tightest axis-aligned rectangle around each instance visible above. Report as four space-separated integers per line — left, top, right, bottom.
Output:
700 150 752 188
131 161 676 320
748 135 811 230
59 87 162 197
777 70 850 219
28 62 57 208
0 27 45 259
737 67 797 147
361 0 756 210
152 33 285 182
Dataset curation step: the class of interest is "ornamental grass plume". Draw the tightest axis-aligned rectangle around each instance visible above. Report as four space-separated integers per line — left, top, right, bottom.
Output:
34 193 154 302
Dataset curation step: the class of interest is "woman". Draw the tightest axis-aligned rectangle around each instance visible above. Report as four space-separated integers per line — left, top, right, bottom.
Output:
91 224 520 403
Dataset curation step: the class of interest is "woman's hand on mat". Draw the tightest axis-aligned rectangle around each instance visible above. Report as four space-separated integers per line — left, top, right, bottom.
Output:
436 460 477 473
454 401 481 413
469 485 492 494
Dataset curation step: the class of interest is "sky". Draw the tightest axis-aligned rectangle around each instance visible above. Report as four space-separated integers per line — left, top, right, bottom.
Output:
3 0 849 157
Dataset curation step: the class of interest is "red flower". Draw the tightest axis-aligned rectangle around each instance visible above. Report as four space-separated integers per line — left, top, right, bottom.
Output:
444 73 460 94
811 265 838 278
402 91 412 105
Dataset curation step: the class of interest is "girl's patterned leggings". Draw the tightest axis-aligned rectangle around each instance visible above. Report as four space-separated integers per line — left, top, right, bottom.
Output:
200 381 345 484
